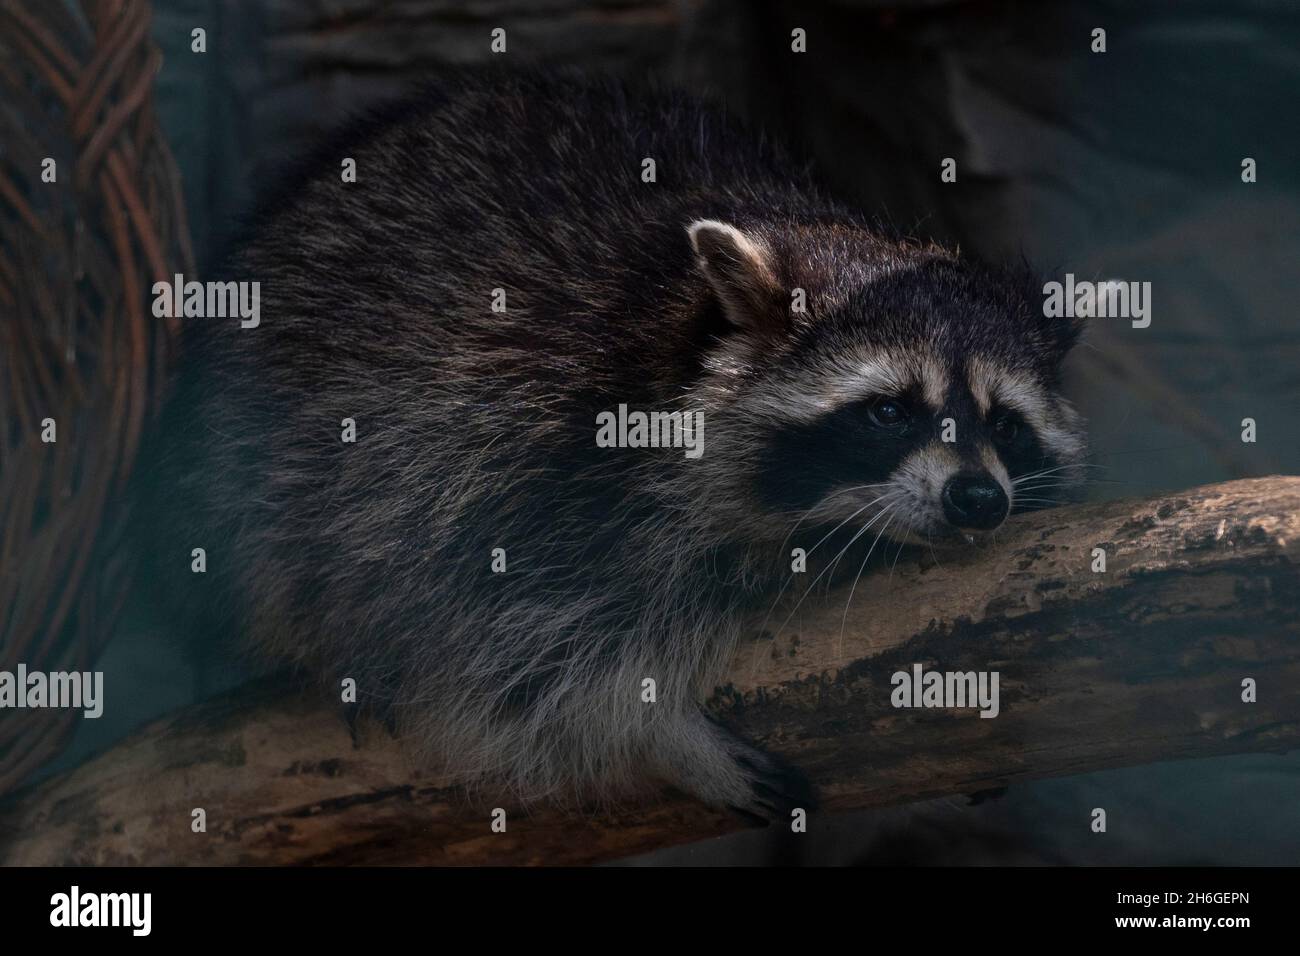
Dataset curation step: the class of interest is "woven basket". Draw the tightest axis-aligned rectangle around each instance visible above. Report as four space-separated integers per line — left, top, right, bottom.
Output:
0 0 193 794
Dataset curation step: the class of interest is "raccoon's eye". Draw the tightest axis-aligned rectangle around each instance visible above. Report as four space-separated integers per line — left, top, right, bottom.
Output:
992 412 1021 444
869 397 910 430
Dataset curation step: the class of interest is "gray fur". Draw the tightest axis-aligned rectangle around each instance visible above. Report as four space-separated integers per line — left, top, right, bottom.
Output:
173 69 1086 816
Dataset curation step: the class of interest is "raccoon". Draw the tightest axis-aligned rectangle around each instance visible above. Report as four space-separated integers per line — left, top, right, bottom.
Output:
172 68 1087 820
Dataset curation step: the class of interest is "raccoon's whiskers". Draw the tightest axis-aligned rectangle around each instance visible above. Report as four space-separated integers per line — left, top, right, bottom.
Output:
1012 463 1091 485
926 530 943 569
823 492 903 586
763 491 894 613
1011 478 1068 491
775 482 892 562
1013 497 1066 508
804 491 897 560
772 493 901 643
1012 482 1063 498
835 508 899 660
888 530 908 580
751 486 894 675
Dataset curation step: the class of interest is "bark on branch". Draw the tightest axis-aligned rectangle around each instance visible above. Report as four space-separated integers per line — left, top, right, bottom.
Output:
2 477 1298 865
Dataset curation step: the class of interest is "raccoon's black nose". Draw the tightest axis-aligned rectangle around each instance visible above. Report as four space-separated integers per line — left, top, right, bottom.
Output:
942 474 1009 530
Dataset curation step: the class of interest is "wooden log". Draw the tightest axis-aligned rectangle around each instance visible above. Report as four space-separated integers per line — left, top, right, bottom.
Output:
2 477 1297 865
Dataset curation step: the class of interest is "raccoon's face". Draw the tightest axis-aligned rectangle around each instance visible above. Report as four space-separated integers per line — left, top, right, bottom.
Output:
689 219 1087 548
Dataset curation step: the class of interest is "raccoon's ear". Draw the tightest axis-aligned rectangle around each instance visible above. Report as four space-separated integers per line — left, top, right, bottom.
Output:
687 220 786 336
1048 311 1087 360
1065 313 1088 349
1031 268 1086 357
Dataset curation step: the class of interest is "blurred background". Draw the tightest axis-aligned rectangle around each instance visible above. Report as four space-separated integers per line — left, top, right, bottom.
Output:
4 0 1298 864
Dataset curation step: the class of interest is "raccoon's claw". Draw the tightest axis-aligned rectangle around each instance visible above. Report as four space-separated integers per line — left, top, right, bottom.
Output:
376 701 400 738
726 804 773 828
340 702 362 749
338 699 399 747
665 712 817 823
735 752 817 823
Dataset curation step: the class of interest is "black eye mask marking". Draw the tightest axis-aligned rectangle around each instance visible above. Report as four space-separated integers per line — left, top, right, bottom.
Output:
989 410 1060 511
989 406 1035 455
756 386 928 513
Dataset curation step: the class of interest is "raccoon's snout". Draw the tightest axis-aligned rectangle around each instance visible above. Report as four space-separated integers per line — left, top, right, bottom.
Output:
941 473 1010 531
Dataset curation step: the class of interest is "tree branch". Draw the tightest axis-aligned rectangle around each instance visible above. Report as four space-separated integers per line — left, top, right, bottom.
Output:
3 477 1298 865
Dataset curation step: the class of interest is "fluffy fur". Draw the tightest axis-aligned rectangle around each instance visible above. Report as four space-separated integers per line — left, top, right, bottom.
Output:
166 68 1086 818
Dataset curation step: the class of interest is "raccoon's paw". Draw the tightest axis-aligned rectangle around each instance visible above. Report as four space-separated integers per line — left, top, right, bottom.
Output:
727 748 817 827
661 713 816 826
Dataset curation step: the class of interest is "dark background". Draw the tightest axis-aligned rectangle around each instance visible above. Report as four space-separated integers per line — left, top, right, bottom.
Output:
42 0 1300 864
